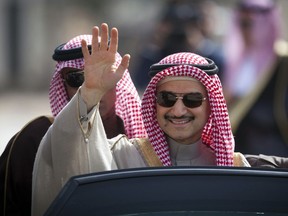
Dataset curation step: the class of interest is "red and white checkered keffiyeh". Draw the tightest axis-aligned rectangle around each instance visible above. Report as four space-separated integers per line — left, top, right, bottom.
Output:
49 34 147 138
141 52 234 166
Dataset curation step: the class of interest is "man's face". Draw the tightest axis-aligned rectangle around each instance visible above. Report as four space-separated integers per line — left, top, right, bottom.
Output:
156 79 210 145
61 68 116 118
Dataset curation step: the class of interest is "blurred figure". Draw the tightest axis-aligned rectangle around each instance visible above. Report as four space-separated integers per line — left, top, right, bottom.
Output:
0 34 146 216
222 0 288 156
133 0 225 93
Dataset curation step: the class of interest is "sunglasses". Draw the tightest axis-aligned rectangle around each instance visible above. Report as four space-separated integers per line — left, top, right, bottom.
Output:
63 70 84 88
156 91 207 108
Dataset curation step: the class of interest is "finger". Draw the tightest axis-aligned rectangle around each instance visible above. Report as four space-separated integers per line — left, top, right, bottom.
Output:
109 27 118 53
99 23 109 51
121 54 130 69
81 39 90 59
116 54 130 75
91 26 100 53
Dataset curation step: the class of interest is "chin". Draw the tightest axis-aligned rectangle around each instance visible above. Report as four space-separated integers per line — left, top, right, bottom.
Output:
171 136 191 144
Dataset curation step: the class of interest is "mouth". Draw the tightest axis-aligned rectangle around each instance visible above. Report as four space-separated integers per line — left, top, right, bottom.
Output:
165 116 195 125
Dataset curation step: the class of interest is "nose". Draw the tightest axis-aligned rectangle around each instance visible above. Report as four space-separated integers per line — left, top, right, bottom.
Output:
171 97 187 117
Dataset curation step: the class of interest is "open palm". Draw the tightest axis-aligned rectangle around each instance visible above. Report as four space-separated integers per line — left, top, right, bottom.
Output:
80 23 130 109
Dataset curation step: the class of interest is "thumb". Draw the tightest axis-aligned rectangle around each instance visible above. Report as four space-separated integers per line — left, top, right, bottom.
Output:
115 54 130 79
120 54 130 71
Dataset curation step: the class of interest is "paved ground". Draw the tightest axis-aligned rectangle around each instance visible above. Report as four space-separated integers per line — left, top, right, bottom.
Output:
0 91 51 154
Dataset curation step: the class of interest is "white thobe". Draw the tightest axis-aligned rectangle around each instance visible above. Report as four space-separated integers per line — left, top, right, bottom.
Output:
31 90 248 216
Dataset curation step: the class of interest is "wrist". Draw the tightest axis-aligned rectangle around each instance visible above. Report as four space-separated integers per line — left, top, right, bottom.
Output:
79 86 104 112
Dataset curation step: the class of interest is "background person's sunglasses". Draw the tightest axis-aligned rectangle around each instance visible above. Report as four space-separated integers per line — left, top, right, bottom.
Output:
63 71 84 88
156 91 206 108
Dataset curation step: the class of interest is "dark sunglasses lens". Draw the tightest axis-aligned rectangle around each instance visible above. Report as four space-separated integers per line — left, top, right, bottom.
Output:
156 92 177 107
66 72 84 88
157 92 205 108
183 93 204 108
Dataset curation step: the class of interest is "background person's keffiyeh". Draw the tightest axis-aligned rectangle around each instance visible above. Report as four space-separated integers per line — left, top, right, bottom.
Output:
49 35 147 138
141 52 234 166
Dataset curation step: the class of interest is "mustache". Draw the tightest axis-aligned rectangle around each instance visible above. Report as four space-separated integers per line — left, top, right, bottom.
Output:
164 115 195 121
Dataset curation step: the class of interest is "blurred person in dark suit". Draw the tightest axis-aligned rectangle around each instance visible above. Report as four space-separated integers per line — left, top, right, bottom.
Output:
133 0 225 93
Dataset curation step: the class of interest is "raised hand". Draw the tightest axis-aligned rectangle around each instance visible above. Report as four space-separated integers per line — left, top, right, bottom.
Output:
80 23 130 110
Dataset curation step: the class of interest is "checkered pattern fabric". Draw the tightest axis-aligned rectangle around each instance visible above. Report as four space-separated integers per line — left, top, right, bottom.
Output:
49 35 147 138
141 52 234 166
